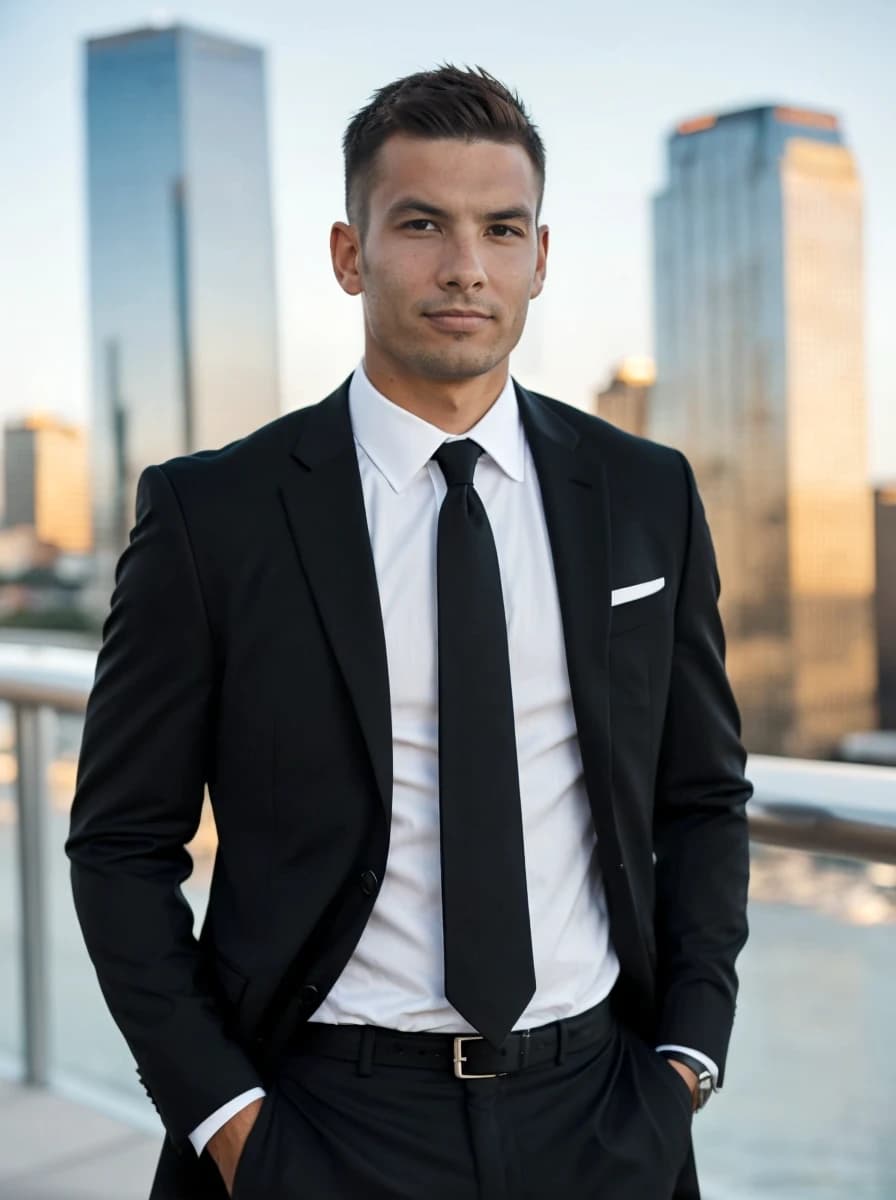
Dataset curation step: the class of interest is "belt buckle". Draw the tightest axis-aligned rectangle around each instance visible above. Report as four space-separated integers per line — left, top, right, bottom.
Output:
453 1035 498 1079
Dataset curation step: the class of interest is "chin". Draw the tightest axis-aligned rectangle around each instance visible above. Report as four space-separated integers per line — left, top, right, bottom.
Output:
401 346 507 383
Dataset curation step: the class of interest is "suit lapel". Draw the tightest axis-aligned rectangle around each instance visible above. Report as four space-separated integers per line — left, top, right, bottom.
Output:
516 383 615 840
279 379 393 821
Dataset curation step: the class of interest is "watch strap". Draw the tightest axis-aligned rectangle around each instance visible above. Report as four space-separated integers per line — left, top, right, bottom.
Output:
658 1050 715 1110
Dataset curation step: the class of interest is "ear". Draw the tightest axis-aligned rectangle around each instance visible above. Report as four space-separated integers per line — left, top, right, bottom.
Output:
530 224 549 300
330 222 363 295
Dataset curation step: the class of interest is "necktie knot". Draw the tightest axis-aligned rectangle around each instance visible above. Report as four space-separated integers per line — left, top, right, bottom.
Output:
432 439 483 487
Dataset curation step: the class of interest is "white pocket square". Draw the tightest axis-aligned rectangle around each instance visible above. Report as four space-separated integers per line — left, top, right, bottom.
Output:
610 576 665 607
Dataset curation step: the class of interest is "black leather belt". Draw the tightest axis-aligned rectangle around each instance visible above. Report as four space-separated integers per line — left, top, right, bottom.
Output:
291 996 614 1079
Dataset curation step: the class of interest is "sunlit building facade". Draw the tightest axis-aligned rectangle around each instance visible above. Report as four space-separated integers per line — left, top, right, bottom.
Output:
875 486 896 731
4 415 92 554
652 105 875 756
593 356 655 438
85 24 280 590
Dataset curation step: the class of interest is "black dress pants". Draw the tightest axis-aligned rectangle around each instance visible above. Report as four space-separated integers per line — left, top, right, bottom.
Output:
229 1015 701 1200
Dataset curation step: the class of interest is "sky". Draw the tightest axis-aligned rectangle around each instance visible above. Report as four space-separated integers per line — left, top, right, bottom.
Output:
1 0 894 480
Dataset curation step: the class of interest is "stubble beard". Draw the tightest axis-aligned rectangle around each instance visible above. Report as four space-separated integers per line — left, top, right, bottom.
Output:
393 308 530 383
398 340 509 382
363 286 528 383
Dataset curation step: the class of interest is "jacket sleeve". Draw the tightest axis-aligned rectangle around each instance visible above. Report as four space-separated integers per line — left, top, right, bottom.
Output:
66 464 263 1145
652 451 752 1086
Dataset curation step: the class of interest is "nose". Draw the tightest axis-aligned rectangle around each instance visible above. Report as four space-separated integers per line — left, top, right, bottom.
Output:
436 235 487 293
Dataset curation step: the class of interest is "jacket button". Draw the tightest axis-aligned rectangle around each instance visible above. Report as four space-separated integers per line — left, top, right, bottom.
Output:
360 869 379 896
299 984 320 1007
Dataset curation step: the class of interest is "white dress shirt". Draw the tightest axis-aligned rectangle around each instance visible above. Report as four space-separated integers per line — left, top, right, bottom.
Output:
190 362 716 1155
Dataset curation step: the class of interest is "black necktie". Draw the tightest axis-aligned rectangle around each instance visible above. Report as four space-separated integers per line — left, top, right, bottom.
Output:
432 439 536 1048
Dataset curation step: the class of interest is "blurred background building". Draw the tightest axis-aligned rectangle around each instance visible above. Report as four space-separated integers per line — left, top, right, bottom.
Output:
651 104 876 757
4 414 91 556
875 485 896 731
84 23 281 602
0 414 92 625
593 355 655 437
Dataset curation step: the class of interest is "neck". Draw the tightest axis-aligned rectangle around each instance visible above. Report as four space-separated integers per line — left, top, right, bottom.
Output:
362 353 509 435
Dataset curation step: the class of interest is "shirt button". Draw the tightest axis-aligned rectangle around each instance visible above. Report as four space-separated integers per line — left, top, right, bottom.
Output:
360 869 379 896
299 984 320 1007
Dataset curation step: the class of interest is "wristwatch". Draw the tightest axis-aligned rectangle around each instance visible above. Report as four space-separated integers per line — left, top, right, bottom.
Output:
659 1051 715 1112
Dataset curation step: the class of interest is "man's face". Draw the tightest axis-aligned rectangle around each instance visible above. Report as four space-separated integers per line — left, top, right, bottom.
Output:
351 135 548 383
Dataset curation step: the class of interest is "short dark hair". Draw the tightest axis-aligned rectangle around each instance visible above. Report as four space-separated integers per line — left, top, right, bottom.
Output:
342 64 546 232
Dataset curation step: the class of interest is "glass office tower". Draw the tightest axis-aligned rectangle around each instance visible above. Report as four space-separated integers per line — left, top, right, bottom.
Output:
652 106 875 756
85 24 280 592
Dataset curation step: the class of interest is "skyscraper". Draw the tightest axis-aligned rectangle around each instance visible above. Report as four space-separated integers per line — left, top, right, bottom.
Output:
85 23 280 587
652 105 875 756
4 415 92 554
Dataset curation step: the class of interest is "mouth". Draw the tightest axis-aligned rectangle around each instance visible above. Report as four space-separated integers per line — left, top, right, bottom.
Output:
423 310 493 333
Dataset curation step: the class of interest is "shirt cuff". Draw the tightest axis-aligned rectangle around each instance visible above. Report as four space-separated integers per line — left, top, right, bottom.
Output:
189 1087 267 1157
654 1044 720 1089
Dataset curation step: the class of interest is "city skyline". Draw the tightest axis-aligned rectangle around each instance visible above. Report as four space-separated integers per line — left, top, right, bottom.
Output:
1 0 893 483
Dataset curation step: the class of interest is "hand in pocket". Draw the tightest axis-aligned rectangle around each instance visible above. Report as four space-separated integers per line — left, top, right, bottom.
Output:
207 1096 266 1197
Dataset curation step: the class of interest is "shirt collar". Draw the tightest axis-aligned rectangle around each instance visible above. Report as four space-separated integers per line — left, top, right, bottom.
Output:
348 360 526 494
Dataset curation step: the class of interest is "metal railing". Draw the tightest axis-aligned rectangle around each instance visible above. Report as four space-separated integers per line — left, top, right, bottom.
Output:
747 755 896 864
2 645 98 1087
2 642 896 1089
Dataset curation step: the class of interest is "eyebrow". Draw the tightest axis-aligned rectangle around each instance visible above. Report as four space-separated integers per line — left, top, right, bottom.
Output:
386 198 534 224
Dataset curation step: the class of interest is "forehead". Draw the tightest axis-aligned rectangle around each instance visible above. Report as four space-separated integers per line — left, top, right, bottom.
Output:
367 135 540 216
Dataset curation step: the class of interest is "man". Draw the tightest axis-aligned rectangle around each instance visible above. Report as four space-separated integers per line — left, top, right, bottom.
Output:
67 66 751 1200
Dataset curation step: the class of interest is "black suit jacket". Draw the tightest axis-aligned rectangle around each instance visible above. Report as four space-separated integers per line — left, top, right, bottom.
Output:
67 376 750 1187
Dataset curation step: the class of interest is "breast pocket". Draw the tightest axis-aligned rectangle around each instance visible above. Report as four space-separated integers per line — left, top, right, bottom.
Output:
609 584 668 637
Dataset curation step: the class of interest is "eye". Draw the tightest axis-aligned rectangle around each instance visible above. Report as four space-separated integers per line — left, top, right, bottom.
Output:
489 224 524 238
402 218 438 232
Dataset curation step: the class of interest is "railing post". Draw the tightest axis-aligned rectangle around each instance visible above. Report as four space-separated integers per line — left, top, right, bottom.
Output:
13 702 54 1085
